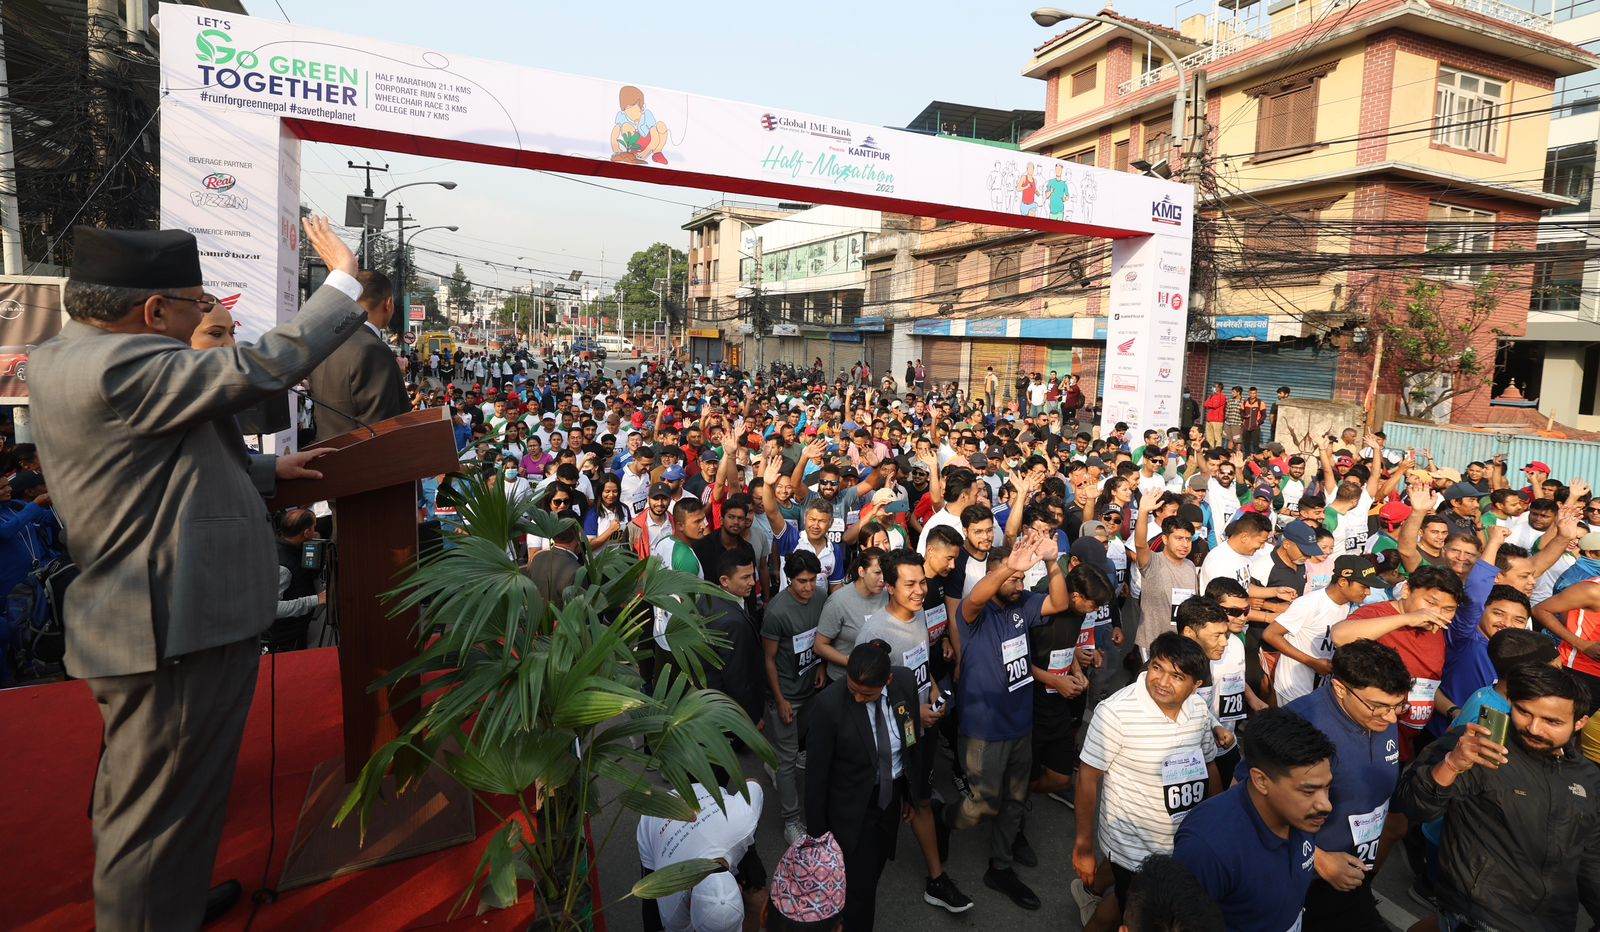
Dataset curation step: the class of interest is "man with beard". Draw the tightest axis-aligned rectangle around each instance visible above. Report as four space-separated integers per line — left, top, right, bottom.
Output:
1174 708 1335 932
1400 665 1600 931
946 530 1073 912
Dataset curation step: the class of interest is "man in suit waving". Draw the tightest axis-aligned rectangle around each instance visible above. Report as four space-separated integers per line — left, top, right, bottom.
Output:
305 268 409 442
805 639 929 931
30 218 365 930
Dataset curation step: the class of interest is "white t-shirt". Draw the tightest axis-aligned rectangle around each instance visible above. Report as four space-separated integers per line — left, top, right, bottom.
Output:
1080 674 1219 871
636 781 763 932
917 508 964 553
1202 636 1248 737
1272 590 1353 705
1207 479 1242 534
1200 540 1259 591
621 468 652 514
1328 490 1373 555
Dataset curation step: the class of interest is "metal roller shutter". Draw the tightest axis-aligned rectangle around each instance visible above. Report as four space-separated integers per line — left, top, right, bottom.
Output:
924 337 966 391
968 340 1023 405
765 335 808 372
805 337 836 378
864 334 893 384
1205 341 1338 441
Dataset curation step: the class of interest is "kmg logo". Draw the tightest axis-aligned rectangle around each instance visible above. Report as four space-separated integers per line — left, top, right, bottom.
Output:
1152 196 1183 226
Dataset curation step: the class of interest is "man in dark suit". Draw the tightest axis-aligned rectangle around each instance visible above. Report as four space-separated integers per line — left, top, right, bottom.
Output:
805 639 929 931
305 269 410 442
524 517 582 601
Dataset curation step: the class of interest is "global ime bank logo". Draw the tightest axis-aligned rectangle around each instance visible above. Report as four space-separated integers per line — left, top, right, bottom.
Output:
193 23 362 107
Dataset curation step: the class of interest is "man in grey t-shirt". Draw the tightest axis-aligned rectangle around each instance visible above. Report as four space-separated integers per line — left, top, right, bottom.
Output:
814 548 888 682
1132 491 1200 659
761 549 828 842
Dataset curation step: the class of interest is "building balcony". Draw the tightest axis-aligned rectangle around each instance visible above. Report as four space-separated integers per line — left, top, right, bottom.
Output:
1119 0 1553 96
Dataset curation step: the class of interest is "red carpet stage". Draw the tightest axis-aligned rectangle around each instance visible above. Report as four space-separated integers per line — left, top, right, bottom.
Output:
0 648 567 930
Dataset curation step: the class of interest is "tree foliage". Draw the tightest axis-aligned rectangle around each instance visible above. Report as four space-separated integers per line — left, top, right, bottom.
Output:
1379 275 1505 421
447 262 476 316
611 243 688 327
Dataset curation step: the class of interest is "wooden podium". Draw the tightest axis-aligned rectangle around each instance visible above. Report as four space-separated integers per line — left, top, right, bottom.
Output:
265 408 475 889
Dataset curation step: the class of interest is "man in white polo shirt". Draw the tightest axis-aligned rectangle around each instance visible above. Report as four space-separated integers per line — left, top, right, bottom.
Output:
1265 555 1379 705
1072 632 1220 932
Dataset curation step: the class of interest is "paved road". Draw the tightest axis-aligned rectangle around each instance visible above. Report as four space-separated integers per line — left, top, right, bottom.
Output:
592 743 1436 932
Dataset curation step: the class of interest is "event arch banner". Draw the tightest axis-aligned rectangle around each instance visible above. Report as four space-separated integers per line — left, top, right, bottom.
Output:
156 3 1191 438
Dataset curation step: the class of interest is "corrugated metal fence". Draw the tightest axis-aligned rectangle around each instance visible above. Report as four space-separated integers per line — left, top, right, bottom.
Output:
1381 422 1600 483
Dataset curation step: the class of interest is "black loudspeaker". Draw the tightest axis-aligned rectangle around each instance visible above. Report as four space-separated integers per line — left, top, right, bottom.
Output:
237 392 292 435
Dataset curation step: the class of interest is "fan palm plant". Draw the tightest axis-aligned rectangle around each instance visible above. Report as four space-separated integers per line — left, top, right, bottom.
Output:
336 473 775 929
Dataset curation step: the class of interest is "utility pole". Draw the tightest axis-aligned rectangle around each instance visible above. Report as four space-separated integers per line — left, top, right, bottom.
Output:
0 13 22 274
1179 70 1208 182
662 244 673 348
753 235 765 374
350 160 388 269
387 204 416 339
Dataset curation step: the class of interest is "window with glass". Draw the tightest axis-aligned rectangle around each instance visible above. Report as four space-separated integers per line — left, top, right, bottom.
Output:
1066 146 1096 165
1556 0 1600 22
1424 202 1495 280
1543 142 1595 215
1434 67 1505 155
1532 240 1585 313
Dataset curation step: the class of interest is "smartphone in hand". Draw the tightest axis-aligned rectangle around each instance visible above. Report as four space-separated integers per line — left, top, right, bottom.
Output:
1479 705 1510 747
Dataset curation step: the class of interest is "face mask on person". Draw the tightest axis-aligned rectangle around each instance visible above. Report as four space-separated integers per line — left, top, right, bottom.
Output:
504 469 519 480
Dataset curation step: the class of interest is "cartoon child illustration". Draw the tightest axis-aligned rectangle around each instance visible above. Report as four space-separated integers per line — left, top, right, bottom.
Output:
987 161 1005 211
1017 163 1039 216
611 85 670 165
1044 163 1070 221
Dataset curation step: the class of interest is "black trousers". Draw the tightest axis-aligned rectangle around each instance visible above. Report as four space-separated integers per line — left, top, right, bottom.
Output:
1303 875 1388 932
842 780 904 932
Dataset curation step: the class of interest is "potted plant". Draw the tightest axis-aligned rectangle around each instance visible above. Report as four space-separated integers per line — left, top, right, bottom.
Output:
337 475 774 929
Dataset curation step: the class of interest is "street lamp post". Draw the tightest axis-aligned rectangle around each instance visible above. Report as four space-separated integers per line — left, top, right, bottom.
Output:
392 211 459 339
1030 8 1189 167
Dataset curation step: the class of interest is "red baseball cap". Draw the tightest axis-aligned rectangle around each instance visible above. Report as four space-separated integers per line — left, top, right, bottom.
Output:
1525 461 1551 475
1378 501 1413 526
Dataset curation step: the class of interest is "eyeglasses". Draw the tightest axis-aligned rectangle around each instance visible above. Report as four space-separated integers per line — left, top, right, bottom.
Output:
1223 606 1249 618
158 293 220 313
1343 685 1406 718
818 480 839 487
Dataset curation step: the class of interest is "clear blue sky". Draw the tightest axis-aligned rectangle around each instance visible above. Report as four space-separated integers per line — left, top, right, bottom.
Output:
275 0 1170 291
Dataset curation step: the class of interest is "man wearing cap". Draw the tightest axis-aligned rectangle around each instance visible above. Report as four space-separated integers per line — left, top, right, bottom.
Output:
1265 555 1382 705
635 779 765 932
31 219 365 929
1521 460 1552 498
1439 481 1486 541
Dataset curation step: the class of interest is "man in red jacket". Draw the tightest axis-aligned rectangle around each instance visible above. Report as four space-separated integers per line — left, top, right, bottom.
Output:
1203 382 1228 450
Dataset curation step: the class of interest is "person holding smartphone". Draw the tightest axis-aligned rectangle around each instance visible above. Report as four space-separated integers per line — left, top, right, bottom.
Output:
1399 665 1600 932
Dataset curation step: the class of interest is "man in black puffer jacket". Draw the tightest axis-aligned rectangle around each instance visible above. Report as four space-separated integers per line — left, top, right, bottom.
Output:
1398 665 1600 931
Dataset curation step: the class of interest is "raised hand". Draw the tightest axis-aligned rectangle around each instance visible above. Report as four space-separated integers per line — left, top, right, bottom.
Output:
301 215 358 277
1410 484 1439 512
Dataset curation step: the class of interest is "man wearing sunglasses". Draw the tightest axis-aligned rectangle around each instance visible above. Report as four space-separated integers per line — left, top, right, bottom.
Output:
1269 639 1412 932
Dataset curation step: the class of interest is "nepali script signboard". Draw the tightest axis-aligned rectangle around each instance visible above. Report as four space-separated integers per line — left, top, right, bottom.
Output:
157 3 1193 436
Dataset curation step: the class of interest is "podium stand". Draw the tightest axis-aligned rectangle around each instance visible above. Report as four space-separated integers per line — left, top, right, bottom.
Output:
265 408 474 889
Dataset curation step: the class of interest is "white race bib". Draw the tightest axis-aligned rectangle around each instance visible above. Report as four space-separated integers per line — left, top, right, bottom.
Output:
1348 801 1388 866
1161 749 1208 820
1217 672 1246 724
1404 678 1440 730
1047 647 1075 696
1022 561 1048 589
793 628 818 677
923 603 949 642
1170 587 1195 620
828 516 846 545
904 641 931 701
1001 634 1031 693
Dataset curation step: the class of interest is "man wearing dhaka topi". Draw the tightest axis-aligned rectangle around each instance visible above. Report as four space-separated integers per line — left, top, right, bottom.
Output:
611 84 671 165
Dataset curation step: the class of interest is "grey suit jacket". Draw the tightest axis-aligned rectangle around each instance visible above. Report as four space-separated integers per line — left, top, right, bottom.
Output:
305 322 409 443
29 284 366 678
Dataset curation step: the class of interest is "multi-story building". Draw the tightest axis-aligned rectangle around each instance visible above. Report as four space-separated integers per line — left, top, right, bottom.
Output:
1510 0 1600 427
682 200 798 367
737 205 883 375
876 0 1597 423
